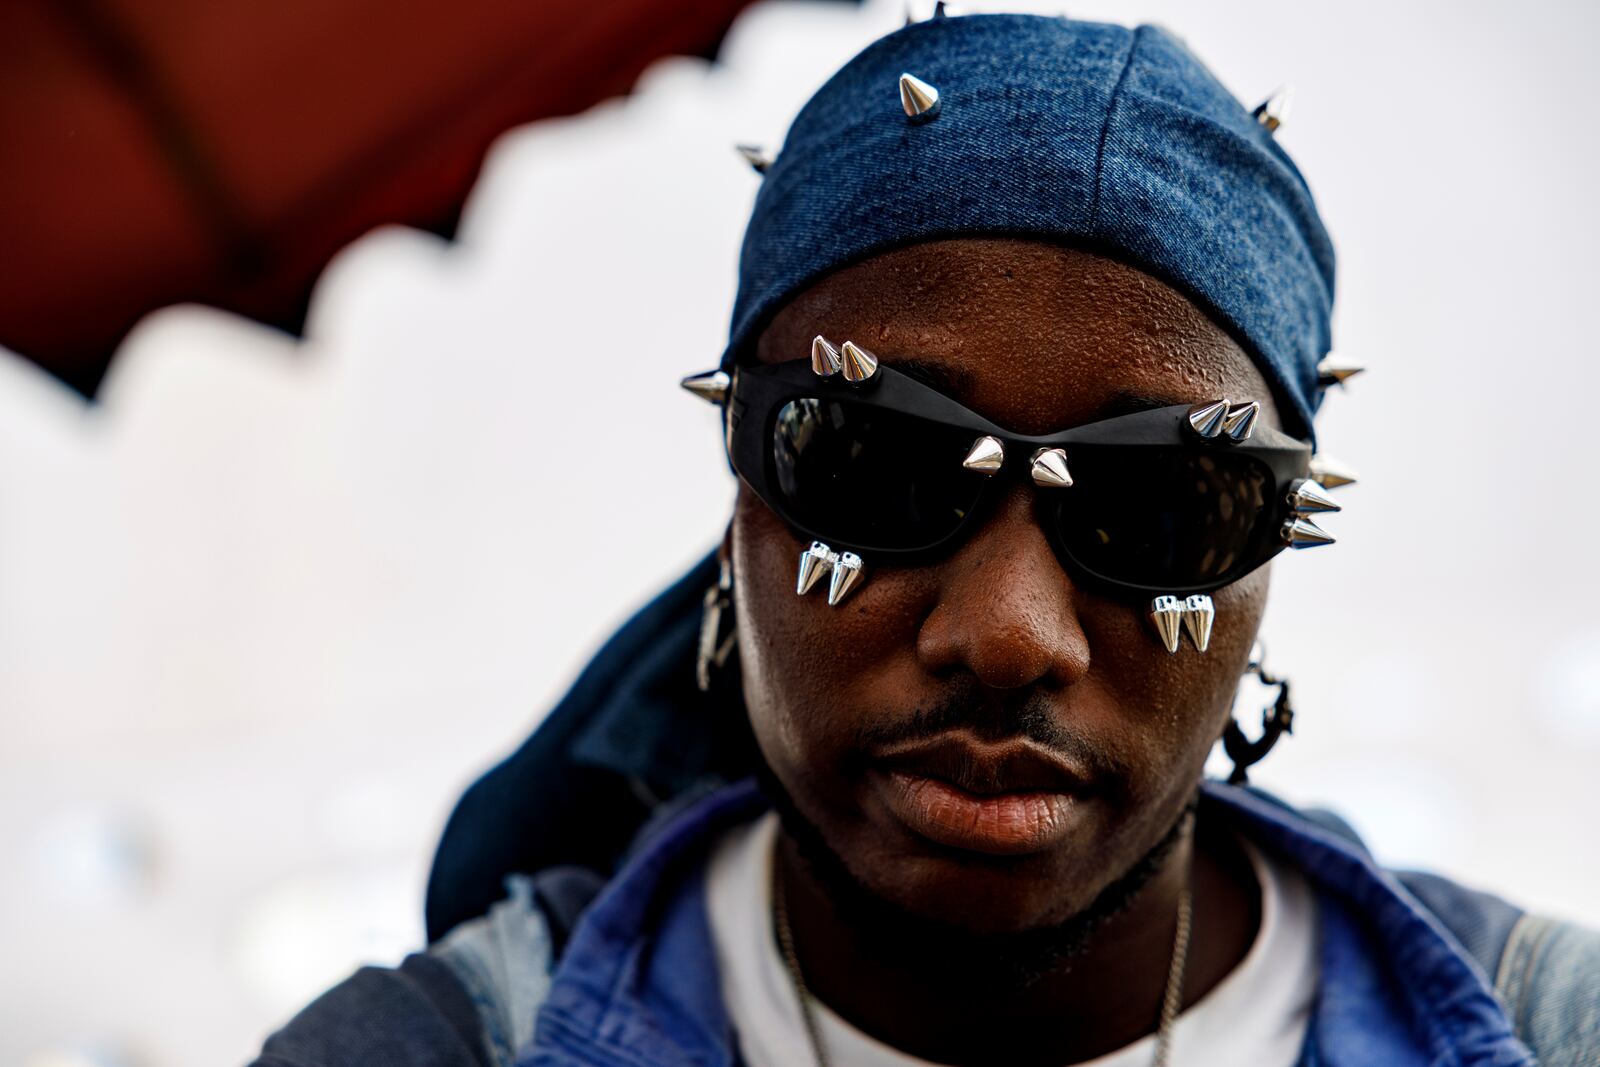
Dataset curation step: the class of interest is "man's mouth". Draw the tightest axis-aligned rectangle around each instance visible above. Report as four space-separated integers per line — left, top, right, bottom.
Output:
871 736 1090 856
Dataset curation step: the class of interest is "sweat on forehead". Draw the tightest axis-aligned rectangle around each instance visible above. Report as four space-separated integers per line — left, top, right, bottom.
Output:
754 238 1281 437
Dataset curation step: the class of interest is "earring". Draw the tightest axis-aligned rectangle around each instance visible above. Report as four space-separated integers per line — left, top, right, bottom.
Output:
695 555 737 693
1221 641 1295 785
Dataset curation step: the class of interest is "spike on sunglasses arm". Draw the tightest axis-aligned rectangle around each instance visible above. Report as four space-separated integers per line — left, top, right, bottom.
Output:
1288 478 1341 514
681 370 730 405
1316 358 1366 389
1282 517 1335 549
1308 455 1358 490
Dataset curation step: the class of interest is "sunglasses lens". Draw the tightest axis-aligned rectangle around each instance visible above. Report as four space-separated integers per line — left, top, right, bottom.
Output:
1051 447 1275 589
770 398 986 550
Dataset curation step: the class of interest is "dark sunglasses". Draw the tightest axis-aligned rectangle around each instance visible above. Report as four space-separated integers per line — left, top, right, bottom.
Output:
685 347 1337 601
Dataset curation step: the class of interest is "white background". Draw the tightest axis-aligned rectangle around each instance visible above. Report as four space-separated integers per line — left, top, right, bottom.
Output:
1 1 1596 1064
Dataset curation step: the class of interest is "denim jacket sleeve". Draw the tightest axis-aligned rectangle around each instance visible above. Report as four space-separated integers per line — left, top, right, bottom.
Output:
1397 869 1600 1065
1493 914 1600 1067
249 873 575 1067
249 952 490 1067
425 873 574 1067
1214 794 1600 1064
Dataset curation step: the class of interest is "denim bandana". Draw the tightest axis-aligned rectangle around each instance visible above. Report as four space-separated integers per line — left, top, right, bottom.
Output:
723 14 1336 442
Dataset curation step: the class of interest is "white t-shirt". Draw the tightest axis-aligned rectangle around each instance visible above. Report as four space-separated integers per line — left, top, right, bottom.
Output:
705 812 1318 1067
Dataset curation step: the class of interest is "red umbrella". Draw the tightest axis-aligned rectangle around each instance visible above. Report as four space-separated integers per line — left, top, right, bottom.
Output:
0 0 809 397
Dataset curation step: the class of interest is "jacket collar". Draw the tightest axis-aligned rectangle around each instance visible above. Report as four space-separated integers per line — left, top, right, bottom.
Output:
523 780 762 1067
1202 785 1532 1067
520 779 1531 1067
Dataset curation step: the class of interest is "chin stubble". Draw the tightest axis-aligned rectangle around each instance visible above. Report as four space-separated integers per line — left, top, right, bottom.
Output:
754 756 1193 991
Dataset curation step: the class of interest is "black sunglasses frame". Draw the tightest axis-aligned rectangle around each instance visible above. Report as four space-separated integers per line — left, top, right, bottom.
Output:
722 359 1315 599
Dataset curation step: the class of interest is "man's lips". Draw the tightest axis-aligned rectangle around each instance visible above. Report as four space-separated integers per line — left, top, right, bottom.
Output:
871 736 1091 856
874 735 1090 796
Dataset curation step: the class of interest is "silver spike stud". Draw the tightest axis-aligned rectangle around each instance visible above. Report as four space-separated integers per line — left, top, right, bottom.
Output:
1288 478 1341 515
1252 85 1293 133
1316 359 1366 389
796 541 836 595
1182 595 1215 653
899 73 941 124
1221 401 1260 441
1150 596 1184 654
811 335 843 378
840 341 880 383
1282 517 1336 549
681 370 730 405
1029 447 1073 488
828 552 866 606
735 144 772 174
1187 399 1230 439
904 0 957 22
962 435 1005 475
1308 454 1359 490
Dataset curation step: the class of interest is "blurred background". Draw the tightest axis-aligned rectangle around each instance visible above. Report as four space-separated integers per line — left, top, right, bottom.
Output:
1 0 1596 1063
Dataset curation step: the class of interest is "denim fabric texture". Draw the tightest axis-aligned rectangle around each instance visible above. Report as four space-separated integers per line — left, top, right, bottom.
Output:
433 875 557 1066
1495 914 1600 1066
253 777 1595 1067
1398 869 1526 991
505 779 1536 1067
724 15 1336 442
252 953 488 1067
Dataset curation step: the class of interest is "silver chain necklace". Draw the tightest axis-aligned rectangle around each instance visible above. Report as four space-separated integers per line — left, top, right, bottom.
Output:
771 814 1196 1067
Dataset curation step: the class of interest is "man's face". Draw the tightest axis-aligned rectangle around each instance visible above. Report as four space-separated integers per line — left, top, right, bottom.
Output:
731 238 1281 936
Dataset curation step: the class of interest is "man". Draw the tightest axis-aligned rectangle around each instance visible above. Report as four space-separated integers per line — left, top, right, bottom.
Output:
254 12 1598 1067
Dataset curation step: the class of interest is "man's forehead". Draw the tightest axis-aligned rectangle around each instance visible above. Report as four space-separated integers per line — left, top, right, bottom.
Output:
753 239 1277 435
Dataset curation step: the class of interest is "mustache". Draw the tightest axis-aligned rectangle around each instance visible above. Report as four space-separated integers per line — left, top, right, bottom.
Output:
850 682 1127 782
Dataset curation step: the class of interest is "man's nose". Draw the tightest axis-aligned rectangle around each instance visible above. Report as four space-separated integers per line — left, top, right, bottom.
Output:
914 487 1092 691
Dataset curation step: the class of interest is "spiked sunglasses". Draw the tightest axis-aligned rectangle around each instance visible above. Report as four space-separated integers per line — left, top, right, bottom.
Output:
683 337 1350 653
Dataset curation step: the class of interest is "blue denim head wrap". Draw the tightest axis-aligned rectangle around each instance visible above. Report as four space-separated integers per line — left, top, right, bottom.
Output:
723 14 1335 441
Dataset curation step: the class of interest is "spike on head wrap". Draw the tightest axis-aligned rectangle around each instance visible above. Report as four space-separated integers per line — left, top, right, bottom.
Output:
722 15 1336 442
